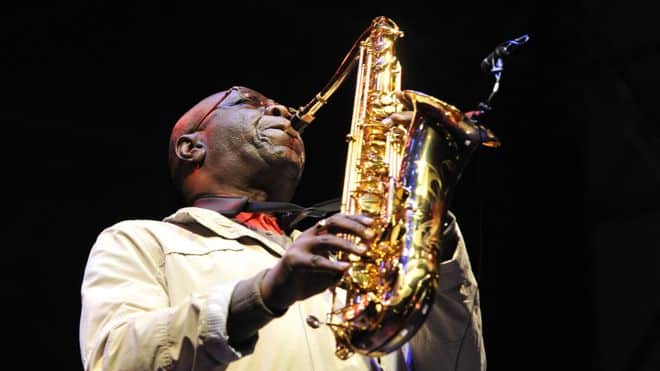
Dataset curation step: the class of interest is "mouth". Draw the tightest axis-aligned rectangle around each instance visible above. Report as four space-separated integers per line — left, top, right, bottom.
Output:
264 122 286 131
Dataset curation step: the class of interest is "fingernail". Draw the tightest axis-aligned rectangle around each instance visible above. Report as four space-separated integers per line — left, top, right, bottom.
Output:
364 228 375 239
356 243 368 253
339 261 350 269
362 216 374 224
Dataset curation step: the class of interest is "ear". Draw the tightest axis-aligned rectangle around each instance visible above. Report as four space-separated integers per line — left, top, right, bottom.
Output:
175 133 206 166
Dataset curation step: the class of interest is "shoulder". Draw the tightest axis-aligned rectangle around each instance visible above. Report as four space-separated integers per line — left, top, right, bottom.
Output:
100 219 178 240
90 218 184 259
82 219 174 290
104 218 172 232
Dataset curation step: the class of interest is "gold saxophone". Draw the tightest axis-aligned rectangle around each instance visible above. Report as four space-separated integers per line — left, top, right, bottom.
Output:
290 16 500 360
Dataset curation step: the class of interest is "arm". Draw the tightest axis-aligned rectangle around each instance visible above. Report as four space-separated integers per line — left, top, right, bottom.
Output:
79 222 250 371
408 213 487 371
80 214 374 371
225 212 377 346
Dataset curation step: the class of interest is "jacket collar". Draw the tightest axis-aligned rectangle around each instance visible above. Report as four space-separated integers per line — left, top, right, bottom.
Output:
163 207 290 257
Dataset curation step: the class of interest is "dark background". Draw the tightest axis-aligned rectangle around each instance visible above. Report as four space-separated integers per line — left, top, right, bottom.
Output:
4 2 660 370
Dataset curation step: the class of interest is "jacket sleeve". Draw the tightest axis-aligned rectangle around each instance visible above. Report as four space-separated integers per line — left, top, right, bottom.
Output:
79 221 252 371
407 214 487 371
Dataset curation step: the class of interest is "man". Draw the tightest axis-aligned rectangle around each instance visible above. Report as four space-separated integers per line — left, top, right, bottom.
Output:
79 86 485 370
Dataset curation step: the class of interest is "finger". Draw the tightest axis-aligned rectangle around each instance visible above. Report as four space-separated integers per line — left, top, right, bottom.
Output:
322 214 376 241
386 111 413 126
308 254 350 272
343 213 375 226
289 234 365 256
313 234 368 256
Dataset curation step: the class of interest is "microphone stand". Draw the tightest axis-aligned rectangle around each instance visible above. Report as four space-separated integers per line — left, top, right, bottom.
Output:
469 34 530 284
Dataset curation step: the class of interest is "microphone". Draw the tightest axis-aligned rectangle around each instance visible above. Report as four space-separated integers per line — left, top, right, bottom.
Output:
480 34 530 73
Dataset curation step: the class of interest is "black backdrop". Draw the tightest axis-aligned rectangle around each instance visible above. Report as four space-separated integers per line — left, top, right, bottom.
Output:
4 2 660 371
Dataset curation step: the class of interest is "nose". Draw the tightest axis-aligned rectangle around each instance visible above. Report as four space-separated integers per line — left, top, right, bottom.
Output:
264 102 292 120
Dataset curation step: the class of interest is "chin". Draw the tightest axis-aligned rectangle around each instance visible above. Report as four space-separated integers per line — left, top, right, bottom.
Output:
265 176 300 202
272 149 304 175
282 161 304 182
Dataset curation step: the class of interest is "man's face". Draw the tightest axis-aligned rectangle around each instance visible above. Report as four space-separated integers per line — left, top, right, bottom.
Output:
201 87 305 183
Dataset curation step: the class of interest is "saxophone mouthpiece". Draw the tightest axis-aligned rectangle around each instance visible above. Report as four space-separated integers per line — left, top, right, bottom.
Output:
289 106 316 134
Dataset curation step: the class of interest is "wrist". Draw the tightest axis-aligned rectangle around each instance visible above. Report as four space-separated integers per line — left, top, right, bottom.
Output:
227 269 287 346
259 265 292 313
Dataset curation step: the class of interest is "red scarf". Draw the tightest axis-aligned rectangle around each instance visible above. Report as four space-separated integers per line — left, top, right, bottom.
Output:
234 212 284 235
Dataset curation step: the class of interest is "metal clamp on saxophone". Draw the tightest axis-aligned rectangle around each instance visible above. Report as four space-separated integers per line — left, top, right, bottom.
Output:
292 16 525 360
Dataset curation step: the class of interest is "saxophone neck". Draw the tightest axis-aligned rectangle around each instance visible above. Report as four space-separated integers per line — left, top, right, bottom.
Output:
290 16 403 133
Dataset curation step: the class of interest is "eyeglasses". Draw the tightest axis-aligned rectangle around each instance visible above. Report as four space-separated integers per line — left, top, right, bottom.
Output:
193 86 292 132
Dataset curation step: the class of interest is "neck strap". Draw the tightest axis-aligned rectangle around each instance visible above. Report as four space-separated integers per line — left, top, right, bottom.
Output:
192 195 340 230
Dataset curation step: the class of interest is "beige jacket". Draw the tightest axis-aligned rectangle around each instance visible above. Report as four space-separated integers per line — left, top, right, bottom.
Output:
80 207 485 371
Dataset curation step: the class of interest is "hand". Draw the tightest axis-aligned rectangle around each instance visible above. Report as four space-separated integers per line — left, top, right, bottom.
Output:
260 213 375 311
382 90 414 127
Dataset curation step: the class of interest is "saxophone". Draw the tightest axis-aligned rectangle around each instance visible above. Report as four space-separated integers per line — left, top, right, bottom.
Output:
290 16 500 360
